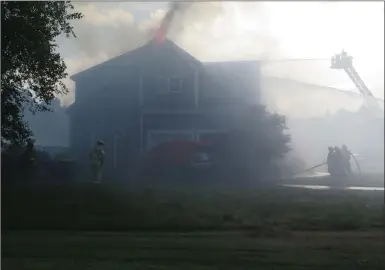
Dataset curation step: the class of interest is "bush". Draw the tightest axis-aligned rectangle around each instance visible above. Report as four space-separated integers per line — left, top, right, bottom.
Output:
221 105 291 181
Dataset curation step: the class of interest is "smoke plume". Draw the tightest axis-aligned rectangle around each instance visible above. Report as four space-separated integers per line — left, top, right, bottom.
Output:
56 1 383 172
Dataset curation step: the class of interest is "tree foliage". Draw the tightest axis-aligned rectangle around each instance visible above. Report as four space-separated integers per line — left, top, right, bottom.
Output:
225 105 291 180
1 1 82 145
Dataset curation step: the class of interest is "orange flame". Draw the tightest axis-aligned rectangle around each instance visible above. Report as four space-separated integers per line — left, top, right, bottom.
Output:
155 22 167 45
154 3 180 45
156 25 165 44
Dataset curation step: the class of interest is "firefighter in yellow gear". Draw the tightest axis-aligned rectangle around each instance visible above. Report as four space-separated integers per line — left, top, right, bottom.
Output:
90 140 105 183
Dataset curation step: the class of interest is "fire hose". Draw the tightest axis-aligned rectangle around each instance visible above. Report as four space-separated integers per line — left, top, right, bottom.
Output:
290 162 326 177
290 154 362 179
351 154 362 178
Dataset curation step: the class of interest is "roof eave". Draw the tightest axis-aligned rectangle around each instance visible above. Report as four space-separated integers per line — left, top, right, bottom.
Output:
69 74 78 82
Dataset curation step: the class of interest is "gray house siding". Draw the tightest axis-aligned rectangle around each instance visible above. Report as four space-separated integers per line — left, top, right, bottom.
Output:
139 42 200 109
69 71 143 180
142 111 244 151
200 62 261 107
142 74 196 109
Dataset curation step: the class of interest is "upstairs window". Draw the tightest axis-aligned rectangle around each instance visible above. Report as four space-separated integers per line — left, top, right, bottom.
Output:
168 78 184 94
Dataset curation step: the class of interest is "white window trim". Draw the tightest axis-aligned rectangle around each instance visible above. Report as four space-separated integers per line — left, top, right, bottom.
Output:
167 77 184 94
154 76 185 95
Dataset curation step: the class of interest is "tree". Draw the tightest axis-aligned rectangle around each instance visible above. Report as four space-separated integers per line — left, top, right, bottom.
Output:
224 105 291 181
1 1 82 145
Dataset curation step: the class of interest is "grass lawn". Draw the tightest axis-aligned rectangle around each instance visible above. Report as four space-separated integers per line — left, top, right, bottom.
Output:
2 180 384 269
2 230 384 270
2 182 384 231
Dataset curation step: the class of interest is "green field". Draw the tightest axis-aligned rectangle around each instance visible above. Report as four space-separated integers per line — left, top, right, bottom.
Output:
2 181 384 269
2 230 384 270
3 183 384 231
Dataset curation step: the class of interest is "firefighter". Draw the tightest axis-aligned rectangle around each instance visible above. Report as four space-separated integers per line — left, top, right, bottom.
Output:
327 146 336 176
90 140 105 183
341 144 352 175
333 146 345 176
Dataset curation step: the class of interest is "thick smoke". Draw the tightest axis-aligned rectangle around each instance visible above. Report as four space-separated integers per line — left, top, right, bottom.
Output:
59 2 383 172
62 2 383 108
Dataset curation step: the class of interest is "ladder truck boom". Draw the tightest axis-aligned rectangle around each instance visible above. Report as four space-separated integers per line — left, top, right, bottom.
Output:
330 50 380 110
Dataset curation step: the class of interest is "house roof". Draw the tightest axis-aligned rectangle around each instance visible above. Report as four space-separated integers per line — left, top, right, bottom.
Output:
67 40 383 114
70 38 203 81
70 38 368 99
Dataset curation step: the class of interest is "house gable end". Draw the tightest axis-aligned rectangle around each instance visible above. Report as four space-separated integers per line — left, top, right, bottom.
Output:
70 39 203 82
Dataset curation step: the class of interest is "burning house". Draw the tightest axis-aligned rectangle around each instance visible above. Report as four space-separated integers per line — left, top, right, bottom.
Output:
67 39 261 179
68 37 384 180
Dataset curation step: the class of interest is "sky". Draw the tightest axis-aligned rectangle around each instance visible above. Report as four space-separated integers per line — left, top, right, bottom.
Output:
57 1 384 111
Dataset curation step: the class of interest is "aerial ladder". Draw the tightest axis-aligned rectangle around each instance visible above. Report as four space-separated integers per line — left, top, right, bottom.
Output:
330 50 382 114
262 52 383 115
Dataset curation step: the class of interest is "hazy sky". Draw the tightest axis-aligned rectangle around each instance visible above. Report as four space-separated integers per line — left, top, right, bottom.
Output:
57 1 384 106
